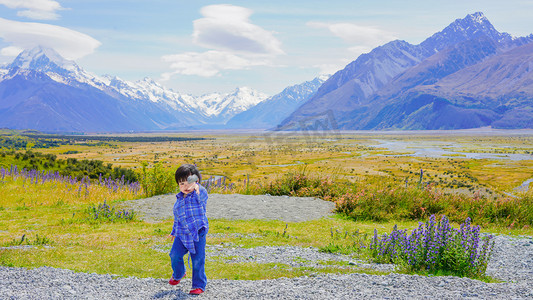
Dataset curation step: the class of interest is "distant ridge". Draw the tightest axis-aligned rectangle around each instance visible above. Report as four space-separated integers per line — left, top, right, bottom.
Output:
225 76 328 129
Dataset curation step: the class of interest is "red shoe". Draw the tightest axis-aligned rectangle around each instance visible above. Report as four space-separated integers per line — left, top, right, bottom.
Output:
168 273 186 285
189 288 204 295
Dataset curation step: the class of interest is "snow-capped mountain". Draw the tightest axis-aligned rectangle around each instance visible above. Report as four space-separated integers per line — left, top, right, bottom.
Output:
101 75 198 114
0 47 269 131
280 12 533 130
226 75 329 129
419 12 528 53
6 46 107 90
9 46 80 74
193 87 269 124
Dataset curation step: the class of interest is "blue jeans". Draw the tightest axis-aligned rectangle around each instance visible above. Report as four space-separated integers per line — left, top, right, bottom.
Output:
169 227 207 290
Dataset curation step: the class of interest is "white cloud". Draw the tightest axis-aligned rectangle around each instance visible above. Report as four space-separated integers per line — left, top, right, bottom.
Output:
313 61 351 76
307 21 397 70
192 4 284 55
347 45 374 55
162 4 284 79
161 50 268 78
0 45 24 56
307 21 396 47
0 18 101 60
0 0 64 20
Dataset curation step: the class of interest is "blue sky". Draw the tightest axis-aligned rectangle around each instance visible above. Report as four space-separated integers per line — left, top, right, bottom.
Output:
0 0 532 96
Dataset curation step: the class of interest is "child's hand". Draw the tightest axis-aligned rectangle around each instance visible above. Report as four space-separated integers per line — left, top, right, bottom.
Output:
169 234 175 241
194 183 200 195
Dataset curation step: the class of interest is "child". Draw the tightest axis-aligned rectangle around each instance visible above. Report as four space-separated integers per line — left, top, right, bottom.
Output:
168 164 208 295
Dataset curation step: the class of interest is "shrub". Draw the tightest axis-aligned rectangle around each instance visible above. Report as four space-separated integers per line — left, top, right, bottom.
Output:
1 165 141 204
335 183 533 227
369 215 495 278
139 162 176 197
4 150 138 182
258 168 347 199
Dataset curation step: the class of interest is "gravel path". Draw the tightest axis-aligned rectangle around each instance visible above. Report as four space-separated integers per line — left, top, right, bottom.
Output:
2 194 533 299
118 193 336 223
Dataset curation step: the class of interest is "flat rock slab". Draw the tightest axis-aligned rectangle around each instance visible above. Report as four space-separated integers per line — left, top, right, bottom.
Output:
119 193 335 223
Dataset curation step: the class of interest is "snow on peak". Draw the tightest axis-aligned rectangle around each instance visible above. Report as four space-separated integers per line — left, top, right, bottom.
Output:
448 12 494 34
420 11 512 55
468 12 488 24
194 87 268 118
5 46 109 90
229 86 269 106
0 67 7 83
101 75 196 112
141 77 159 86
317 74 331 81
10 46 78 72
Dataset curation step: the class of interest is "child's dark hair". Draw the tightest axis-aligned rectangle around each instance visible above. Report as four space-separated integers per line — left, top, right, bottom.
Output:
175 164 202 184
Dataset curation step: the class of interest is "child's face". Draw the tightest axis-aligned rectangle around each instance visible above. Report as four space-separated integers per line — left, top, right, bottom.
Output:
178 180 196 195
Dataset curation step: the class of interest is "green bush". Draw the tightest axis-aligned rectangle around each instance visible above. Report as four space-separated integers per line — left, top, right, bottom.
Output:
258 167 347 199
139 162 176 197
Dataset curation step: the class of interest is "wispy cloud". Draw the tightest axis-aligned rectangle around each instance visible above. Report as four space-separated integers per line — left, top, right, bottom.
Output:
193 4 284 55
163 4 284 79
313 61 351 76
0 45 24 56
0 0 64 20
307 21 396 56
161 50 268 79
0 18 101 60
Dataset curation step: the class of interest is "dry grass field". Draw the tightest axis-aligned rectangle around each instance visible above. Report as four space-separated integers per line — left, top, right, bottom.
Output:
34 130 533 197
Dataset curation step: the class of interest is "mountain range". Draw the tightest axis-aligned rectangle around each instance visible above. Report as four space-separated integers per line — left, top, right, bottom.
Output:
0 47 272 131
0 12 532 132
280 12 533 130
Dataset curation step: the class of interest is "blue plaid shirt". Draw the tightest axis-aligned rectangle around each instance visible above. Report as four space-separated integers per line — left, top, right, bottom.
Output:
170 185 208 254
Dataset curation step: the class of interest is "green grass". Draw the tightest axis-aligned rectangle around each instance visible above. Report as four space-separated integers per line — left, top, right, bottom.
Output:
393 268 503 283
0 181 412 281
0 204 393 279
2 195 532 280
